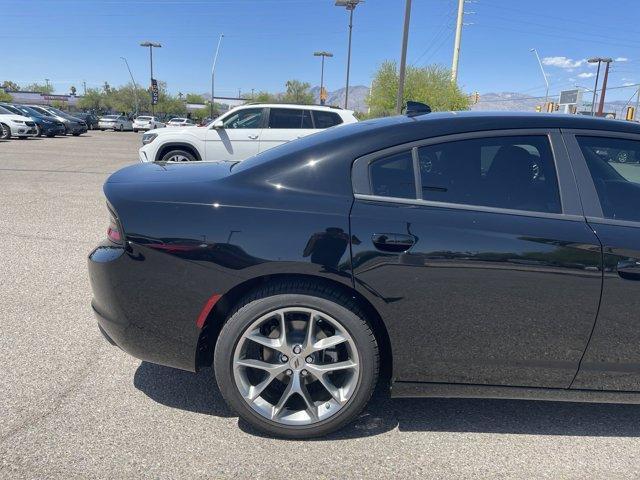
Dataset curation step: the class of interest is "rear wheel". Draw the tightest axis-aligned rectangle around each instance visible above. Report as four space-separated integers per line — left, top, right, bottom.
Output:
214 281 379 438
159 149 198 162
35 125 42 137
0 124 11 139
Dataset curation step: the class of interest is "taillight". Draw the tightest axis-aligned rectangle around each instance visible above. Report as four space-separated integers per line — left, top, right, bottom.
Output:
106 207 123 245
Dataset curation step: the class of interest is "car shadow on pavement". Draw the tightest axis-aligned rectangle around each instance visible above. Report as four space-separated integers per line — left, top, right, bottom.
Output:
134 362 640 440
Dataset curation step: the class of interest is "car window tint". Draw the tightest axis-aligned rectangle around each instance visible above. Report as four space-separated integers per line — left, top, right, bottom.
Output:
369 150 416 199
223 108 264 129
268 108 311 129
417 135 561 213
577 136 640 222
312 111 343 129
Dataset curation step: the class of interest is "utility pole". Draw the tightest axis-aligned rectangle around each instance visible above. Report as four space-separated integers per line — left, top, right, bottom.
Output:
634 85 640 122
45 78 51 91
396 0 412 114
314 51 333 105
530 48 549 106
451 0 464 83
120 56 139 116
597 58 613 116
210 33 224 118
335 0 362 109
587 57 605 116
140 41 162 115
82 81 87 95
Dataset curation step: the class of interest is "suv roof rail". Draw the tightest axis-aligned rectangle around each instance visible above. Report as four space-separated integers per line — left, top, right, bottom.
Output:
405 101 431 117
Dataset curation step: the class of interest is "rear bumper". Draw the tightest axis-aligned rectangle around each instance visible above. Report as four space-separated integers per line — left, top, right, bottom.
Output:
88 242 202 371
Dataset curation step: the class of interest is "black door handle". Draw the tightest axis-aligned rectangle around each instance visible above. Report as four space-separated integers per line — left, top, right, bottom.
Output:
618 260 640 281
372 233 415 253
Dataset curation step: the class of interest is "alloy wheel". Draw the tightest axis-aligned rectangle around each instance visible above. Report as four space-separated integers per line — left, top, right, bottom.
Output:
232 307 360 426
167 154 191 162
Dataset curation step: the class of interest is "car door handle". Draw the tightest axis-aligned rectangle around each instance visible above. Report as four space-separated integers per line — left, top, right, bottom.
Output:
618 260 640 281
372 233 415 253
248 134 259 140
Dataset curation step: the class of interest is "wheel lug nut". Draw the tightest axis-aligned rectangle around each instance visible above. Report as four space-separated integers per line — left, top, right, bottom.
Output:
305 356 313 363
292 345 302 354
301 369 308 376
280 354 288 363
286 369 293 375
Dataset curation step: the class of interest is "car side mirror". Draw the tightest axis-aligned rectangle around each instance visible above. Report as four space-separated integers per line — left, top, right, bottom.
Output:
212 119 224 129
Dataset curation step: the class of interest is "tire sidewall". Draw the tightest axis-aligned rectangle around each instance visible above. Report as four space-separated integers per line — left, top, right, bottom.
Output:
0 123 10 139
161 149 197 162
214 293 377 438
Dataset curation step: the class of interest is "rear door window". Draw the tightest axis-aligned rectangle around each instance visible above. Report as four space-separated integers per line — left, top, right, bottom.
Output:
417 135 561 213
268 108 313 129
369 150 416 199
312 110 343 129
576 136 640 222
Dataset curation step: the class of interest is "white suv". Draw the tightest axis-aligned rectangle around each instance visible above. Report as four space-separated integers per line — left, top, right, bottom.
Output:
132 116 165 132
139 104 357 163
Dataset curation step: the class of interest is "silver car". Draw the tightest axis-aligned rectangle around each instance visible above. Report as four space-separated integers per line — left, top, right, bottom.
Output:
99 115 133 132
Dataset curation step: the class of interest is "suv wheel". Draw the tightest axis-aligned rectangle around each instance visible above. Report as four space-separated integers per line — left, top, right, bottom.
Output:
0 123 11 139
159 149 198 162
214 281 379 438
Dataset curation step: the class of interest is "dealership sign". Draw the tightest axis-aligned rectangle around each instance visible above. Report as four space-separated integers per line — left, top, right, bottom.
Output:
151 79 159 105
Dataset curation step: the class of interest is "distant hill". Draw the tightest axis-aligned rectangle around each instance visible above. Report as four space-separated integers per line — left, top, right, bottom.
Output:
311 85 370 112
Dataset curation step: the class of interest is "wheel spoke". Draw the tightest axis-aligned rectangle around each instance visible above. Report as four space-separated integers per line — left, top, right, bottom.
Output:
277 311 288 347
303 314 315 351
246 331 284 352
271 374 297 419
298 382 319 421
308 370 342 403
312 333 348 352
246 374 276 401
236 358 284 373
308 359 357 374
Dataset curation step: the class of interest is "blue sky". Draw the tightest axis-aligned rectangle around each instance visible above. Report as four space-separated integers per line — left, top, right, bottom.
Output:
2 0 639 101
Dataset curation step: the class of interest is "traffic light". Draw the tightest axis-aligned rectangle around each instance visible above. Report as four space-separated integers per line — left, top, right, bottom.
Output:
626 106 635 121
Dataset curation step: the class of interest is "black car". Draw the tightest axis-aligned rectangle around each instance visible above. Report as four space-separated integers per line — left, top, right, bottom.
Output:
88 111 640 438
27 105 87 136
0 103 66 137
72 112 99 130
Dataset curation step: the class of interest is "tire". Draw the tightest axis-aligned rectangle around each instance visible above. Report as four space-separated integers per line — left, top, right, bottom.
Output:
36 125 42 137
72 132 81 136
119 124 124 132
46 134 55 138
214 280 379 438
0 123 10 139
159 149 198 162
133 129 138 133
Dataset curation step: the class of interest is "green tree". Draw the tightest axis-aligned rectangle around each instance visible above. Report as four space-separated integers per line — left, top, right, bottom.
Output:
253 91 278 103
282 80 314 104
185 93 206 104
24 82 54 94
0 89 12 102
368 61 470 117
78 88 108 112
1 80 20 91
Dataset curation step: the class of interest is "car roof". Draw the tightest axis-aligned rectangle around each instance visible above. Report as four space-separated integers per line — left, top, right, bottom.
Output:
234 103 352 113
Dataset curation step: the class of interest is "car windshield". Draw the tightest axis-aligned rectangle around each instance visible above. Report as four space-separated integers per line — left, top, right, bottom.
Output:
170 118 186 122
19 106 42 116
0 105 12 114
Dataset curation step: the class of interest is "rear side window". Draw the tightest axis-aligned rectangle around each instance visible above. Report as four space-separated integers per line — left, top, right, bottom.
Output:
268 108 313 129
576 136 640 222
312 110 343 129
417 136 561 213
369 150 416 199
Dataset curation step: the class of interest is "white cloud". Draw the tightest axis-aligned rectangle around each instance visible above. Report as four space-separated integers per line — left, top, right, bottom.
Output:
542 56 586 69
615 57 629 62
578 72 596 78
623 82 637 87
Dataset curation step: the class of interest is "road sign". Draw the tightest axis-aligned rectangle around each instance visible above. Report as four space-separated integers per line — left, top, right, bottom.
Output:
151 79 159 105
559 89 581 105
320 87 328 102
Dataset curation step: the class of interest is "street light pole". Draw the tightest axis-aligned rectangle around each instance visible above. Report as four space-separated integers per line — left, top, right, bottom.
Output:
120 56 139 116
530 48 549 106
587 57 604 116
396 0 412 114
314 51 333 105
335 0 362 109
140 41 162 115
211 33 224 118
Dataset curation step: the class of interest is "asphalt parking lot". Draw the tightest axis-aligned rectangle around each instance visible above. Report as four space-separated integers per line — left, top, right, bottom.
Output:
2 131 640 479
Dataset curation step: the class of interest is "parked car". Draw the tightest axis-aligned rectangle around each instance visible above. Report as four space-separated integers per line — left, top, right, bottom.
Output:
139 104 357 163
99 115 133 132
89 111 640 438
0 105 38 139
132 115 165 132
0 103 66 137
166 117 195 127
72 112 99 130
27 105 87 136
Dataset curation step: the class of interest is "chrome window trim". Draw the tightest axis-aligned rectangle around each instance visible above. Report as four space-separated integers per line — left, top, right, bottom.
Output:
353 193 585 222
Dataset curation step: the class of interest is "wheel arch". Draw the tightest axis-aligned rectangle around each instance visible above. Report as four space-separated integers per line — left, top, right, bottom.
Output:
195 273 392 381
155 141 203 162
